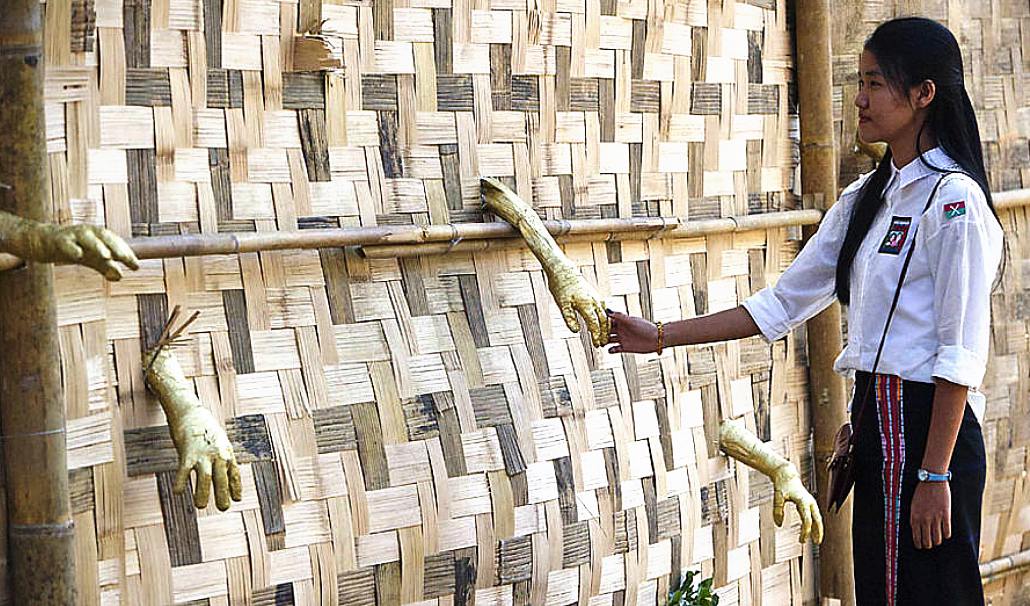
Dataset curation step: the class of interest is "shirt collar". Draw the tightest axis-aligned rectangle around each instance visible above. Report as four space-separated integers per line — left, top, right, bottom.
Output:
886 147 958 192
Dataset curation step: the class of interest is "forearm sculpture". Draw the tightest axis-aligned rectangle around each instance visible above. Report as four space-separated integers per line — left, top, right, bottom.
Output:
143 307 242 511
719 419 824 544
480 178 610 347
0 210 139 280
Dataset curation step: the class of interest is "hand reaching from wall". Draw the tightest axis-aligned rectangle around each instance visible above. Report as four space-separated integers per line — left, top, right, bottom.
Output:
719 418 824 544
480 177 610 347
143 307 243 511
0 211 139 280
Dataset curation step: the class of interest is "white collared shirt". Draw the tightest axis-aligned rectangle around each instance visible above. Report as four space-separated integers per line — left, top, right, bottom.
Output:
742 148 1003 423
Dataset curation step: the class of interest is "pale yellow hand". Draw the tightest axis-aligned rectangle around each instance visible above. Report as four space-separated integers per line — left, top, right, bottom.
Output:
0 212 139 280
545 264 610 347
771 465 824 544
169 406 243 512
145 348 243 511
852 129 887 163
480 178 610 347
719 419 823 544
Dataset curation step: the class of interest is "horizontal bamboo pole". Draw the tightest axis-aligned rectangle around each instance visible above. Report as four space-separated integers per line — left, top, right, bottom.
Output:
981 548 1030 585
0 209 822 268
993 187 1030 210
359 210 824 258
1 185 1027 271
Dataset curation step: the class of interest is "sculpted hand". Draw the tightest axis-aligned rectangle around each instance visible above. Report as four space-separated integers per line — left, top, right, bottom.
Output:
145 339 243 512
771 465 824 544
168 406 243 511
546 264 610 347
1 212 139 281
719 418 823 544
480 177 609 347
606 310 659 354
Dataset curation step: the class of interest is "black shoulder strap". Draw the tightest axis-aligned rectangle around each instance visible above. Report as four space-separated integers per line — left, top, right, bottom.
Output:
849 172 954 437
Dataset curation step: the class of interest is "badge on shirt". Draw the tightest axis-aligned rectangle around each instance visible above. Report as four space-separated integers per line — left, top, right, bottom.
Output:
878 216 912 255
944 200 966 220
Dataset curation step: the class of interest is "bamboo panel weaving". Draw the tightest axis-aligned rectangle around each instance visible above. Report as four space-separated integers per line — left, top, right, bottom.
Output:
7 0 1026 604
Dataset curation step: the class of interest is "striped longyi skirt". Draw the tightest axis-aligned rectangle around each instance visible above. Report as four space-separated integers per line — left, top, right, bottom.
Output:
850 372 986 606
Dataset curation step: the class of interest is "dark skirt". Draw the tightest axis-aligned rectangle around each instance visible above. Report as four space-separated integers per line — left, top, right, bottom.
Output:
850 372 986 606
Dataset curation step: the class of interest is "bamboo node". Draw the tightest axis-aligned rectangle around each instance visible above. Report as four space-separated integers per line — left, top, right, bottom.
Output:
0 426 65 441
8 521 75 537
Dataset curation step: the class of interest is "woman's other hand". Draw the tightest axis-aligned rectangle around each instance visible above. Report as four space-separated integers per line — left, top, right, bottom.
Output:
606 310 659 354
910 481 952 549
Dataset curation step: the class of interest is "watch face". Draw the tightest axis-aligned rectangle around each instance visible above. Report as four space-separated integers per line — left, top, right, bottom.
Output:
917 469 928 481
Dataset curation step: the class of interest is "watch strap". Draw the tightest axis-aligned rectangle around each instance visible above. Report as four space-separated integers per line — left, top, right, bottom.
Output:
918 468 952 482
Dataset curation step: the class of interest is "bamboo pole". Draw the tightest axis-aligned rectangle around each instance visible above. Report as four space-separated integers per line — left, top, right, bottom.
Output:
0 209 823 268
993 187 1030 210
1 182 1028 270
360 210 824 258
980 548 1030 585
795 0 855 603
0 1 77 603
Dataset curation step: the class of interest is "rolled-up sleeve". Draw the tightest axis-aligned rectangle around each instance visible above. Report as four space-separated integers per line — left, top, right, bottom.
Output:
921 178 1003 387
742 179 862 342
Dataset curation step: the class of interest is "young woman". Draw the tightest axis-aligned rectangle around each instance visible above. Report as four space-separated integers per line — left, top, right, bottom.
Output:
606 17 1002 606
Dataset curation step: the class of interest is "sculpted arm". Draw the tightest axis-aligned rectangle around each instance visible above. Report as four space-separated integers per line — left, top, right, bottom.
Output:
0 210 139 280
481 177 610 347
143 309 242 511
719 419 823 544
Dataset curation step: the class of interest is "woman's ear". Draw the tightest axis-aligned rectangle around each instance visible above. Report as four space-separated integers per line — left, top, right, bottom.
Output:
911 79 937 109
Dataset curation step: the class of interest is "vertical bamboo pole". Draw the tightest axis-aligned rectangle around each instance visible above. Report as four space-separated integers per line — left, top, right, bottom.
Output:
0 1 77 603
795 1 856 604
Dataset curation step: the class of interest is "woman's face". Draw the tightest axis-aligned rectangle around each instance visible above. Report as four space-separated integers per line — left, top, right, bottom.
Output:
854 50 919 146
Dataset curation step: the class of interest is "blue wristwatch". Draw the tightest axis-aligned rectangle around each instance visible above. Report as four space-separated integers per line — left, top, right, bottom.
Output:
917 468 952 482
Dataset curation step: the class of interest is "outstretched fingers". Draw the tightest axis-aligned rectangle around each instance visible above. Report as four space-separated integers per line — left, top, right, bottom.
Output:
56 235 84 262
773 489 785 527
797 499 813 544
193 458 213 509
228 457 243 502
213 457 231 511
561 305 581 334
98 227 140 270
594 304 610 346
174 461 193 495
79 229 112 261
77 229 124 280
810 502 824 544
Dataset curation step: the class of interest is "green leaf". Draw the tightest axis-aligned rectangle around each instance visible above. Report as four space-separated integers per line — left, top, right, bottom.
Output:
665 573 718 606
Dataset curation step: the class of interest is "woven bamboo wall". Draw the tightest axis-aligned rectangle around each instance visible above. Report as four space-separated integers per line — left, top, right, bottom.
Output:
832 2 1030 604
9 0 822 605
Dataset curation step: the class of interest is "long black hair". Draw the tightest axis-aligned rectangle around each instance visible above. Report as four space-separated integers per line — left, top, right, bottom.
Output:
834 17 998 304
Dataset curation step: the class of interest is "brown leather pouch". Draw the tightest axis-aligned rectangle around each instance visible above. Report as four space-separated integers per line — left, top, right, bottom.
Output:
825 422 855 512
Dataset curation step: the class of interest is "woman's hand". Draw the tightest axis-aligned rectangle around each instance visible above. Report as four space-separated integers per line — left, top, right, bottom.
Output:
606 310 660 354
910 481 951 549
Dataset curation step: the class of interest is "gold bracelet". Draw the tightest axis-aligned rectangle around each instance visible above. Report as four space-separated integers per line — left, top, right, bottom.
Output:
655 321 664 355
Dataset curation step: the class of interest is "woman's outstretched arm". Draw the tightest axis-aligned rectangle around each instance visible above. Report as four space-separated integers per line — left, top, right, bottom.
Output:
606 306 761 354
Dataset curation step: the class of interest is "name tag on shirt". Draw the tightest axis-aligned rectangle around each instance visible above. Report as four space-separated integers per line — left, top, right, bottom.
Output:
878 216 912 255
